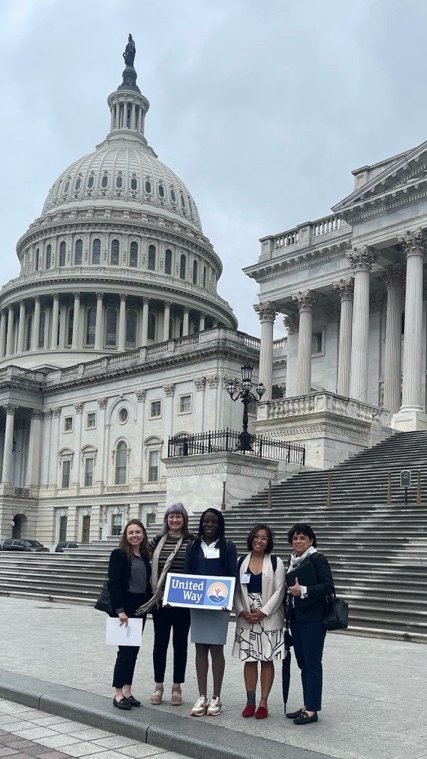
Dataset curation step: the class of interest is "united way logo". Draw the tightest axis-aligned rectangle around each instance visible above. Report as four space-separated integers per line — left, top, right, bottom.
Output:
207 581 228 604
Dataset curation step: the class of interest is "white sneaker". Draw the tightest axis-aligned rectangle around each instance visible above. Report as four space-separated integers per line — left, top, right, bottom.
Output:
207 696 222 716
191 695 208 716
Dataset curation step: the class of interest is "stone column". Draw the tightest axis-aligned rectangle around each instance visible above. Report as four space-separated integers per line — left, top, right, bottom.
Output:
254 302 276 401
50 294 59 350
400 230 425 412
382 266 404 413
348 247 375 402
334 280 353 397
72 403 83 488
294 291 315 395
96 398 108 488
26 410 43 488
163 301 171 341
183 307 190 336
71 292 81 350
41 409 52 488
2 404 16 484
17 302 26 353
0 311 6 357
58 300 66 349
141 299 149 347
199 314 205 332
95 292 104 350
118 294 127 350
31 297 41 351
6 306 14 356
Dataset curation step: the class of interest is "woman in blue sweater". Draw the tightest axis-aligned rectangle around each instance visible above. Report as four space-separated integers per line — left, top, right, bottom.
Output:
185 508 237 717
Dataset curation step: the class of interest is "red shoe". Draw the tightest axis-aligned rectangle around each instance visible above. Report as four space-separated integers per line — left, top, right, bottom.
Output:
241 704 256 718
255 705 269 719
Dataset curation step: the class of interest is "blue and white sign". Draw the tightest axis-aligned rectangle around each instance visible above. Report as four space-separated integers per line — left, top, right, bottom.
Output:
163 573 236 610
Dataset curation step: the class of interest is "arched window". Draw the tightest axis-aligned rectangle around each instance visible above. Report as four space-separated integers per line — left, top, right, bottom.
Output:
192 259 198 285
101 174 108 188
74 239 83 265
105 308 117 347
86 307 96 346
158 182 165 198
129 241 138 267
130 176 138 191
170 187 176 203
75 177 81 191
165 249 172 275
126 310 137 347
46 244 52 269
179 254 186 280
147 312 156 341
35 248 40 271
110 239 120 265
115 441 127 484
116 174 123 189
38 311 45 348
145 179 152 193
148 245 156 271
59 241 66 267
180 192 185 208
92 238 101 265
87 175 94 189
67 308 74 346
64 180 70 193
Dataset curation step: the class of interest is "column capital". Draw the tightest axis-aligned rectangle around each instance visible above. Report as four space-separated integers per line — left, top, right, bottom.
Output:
120 293 127 303
73 291 81 300
292 290 315 313
398 229 426 258
163 383 175 397
283 314 298 334
136 389 146 402
31 409 44 420
52 293 60 301
194 376 207 391
96 291 104 300
381 264 405 289
34 295 40 304
164 300 172 308
347 246 376 271
3 403 17 415
98 397 108 409
74 402 84 414
333 278 354 302
183 306 190 315
53 407 62 417
254 301 276 323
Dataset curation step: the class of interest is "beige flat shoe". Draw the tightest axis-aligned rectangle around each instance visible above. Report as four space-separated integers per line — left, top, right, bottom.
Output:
150 687 164 705
171 687 182 705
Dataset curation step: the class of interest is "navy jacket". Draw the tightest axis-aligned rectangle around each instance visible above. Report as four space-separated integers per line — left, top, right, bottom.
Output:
184 539 238 577
286 552 334 624
108 548 152 614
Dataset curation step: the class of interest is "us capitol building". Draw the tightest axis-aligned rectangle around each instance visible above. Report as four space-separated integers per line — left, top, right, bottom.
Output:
2 36 427 544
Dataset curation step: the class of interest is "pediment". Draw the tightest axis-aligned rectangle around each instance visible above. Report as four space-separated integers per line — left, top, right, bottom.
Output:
332 139 427 215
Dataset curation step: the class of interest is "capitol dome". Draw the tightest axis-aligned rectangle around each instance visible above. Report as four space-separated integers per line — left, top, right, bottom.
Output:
0 42 237 369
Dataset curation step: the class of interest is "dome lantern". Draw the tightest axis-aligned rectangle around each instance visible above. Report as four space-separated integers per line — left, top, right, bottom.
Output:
106 34 150 146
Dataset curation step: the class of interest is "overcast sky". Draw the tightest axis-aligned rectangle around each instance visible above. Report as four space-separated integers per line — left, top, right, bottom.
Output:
1 0 427 337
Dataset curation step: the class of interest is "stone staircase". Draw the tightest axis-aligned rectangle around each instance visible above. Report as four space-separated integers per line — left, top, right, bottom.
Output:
0 431 426 642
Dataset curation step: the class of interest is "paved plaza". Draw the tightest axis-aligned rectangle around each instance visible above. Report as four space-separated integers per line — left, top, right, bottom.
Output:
0 597 426 759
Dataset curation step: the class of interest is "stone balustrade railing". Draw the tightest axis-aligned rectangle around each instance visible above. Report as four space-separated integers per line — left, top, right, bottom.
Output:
273 337 287 352
261 213 352 255
261 391 391 427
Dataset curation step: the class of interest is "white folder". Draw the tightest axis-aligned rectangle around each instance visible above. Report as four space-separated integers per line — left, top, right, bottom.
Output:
105 617 143 646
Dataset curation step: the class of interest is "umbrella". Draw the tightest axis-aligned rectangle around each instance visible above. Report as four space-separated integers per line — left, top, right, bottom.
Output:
282 628 293 712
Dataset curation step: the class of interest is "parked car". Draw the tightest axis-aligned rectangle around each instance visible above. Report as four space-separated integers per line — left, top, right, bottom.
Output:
55 541 79 552
2 539 49 552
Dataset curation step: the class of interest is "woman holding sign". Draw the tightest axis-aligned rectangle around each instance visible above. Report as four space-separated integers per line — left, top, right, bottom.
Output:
108 519 152 710
185 508 237 717
233 524 286 719
148 502 193 706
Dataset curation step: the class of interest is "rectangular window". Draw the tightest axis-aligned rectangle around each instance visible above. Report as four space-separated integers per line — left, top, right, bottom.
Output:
179 394 192 414
146 512 157 526
59 514 67 542
62 460 71 488
84 458 94 487
64 416 73 432
86 412 96 429
111 514 123 536
148 450 159 482
150 400 161 418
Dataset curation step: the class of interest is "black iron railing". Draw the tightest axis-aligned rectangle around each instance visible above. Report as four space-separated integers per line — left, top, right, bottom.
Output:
167 429 305 465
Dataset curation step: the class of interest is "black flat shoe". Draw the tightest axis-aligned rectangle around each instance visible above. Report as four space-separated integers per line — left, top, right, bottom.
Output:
286 708 304 719
125 695 141 707
293 711 318 725
113 697 132 710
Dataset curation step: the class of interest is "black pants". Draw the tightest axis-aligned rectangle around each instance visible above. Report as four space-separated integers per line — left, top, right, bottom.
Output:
290 621 326 712
152 605 191 684
112 593 147 689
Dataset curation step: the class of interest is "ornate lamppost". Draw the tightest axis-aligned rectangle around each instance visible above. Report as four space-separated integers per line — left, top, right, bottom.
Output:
226 364 266 451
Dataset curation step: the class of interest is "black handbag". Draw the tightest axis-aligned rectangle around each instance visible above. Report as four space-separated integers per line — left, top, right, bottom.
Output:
323 593 349 631
94 578 113 616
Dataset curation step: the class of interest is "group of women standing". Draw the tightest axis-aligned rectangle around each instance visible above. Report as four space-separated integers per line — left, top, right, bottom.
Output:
107 504 334 725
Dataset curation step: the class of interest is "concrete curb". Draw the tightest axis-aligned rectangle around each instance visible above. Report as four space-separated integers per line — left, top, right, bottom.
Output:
0 668 333 759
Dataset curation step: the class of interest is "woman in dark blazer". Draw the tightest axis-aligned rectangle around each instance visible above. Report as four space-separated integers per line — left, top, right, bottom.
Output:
108 519 152 710
285 523 334 725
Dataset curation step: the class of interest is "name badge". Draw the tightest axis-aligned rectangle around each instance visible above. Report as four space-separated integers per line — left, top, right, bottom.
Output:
241 573 251 584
